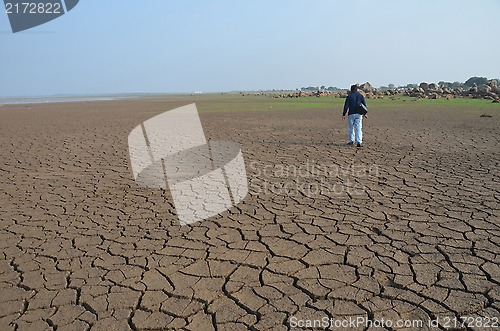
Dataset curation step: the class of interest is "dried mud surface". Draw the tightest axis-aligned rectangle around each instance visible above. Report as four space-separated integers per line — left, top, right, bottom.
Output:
0 97 498 330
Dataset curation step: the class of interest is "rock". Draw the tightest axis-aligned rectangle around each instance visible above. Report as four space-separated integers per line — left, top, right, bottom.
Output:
359 82 375 92
428 83 438 90
419 82 429 92
408 88 425 98
491 86 500 95
357 89 366 97
486 92 498 99
478 84 492 94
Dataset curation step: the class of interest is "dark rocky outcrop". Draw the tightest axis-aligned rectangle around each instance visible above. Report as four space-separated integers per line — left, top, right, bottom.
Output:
256 80 500 102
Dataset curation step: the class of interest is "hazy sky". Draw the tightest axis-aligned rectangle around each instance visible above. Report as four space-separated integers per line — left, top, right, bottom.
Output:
1 0 499 97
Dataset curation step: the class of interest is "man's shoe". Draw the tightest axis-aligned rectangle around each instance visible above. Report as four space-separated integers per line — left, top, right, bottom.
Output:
357 143 362 148
348 142 354 145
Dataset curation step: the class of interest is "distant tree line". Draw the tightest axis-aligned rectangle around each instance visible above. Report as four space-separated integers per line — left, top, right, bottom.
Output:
300 86 342 92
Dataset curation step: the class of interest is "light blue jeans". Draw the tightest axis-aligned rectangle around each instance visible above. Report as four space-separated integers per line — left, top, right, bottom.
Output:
348 114 363 143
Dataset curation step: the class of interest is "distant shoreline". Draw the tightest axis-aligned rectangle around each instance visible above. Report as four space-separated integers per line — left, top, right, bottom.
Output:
0 94 143 105
0 93 234 105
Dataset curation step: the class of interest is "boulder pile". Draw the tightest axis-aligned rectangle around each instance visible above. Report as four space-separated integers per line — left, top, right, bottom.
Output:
266 80 500 102
271 90 348 99
405 80 500 102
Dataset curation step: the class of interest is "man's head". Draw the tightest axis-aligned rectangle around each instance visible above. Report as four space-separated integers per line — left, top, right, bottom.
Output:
350 85 358 92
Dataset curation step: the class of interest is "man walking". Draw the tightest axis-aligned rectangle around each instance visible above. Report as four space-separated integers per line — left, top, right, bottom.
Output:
342 85 368 147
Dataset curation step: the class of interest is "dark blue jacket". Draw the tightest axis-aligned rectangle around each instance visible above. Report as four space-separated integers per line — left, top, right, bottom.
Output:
343 91 367 116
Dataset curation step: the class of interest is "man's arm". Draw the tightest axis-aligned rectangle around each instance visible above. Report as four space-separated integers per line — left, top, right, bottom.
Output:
360 94 368 117
360 94 367 108
342 96 349 117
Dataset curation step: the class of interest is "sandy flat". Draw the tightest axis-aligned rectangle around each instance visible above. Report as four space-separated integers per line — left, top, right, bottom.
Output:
0 96 498 330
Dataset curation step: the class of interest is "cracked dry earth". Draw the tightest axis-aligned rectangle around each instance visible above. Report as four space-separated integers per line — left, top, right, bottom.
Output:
0 97 498 331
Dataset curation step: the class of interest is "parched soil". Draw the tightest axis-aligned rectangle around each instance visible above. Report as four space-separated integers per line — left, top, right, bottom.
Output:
0 96 498 330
